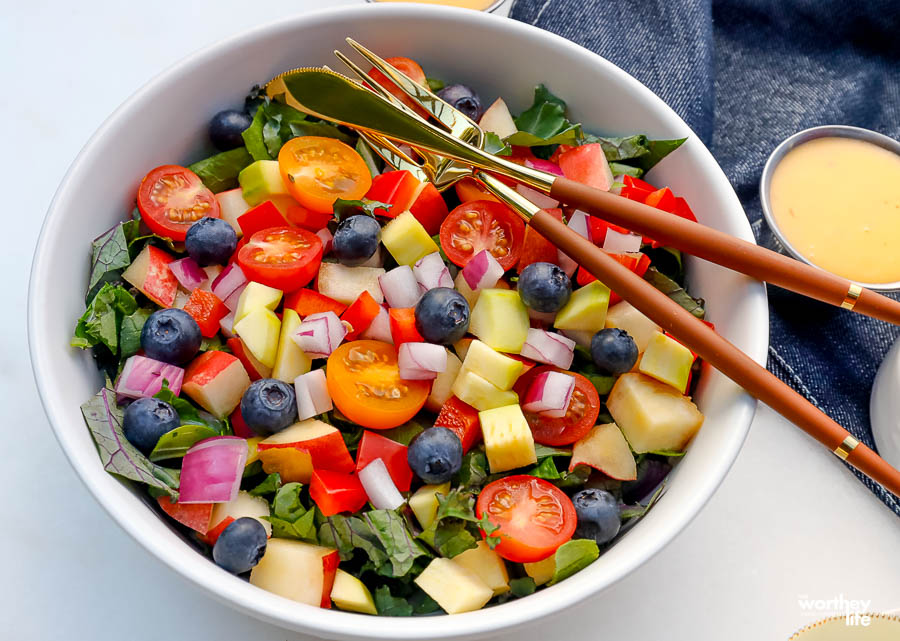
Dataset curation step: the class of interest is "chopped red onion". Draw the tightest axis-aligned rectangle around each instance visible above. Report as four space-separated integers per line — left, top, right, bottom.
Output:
360 306 393 343
516 183 560 209
398 343 446 380
557 250 578 277
294 369 332 420
222 284 246 312
116 355 184 400
203 264 223 283
291 311 346 358
567 210 591 240
211 263 248 305
169 257 207 291
520 329 576 369
522 370 575 418
358 458 404 510
179 437 248 504
316 227 334 254
462 249 504 290
379 266 421 308
524 158 565 177
603 230 643 254
413 252 453 291
219 312 236 339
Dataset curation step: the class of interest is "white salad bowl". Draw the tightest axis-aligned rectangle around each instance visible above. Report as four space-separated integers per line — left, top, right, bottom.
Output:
28 5 768 640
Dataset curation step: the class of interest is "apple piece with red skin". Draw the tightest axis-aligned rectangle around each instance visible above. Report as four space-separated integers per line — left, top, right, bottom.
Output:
156 497 212 534
122 244 178 307
226 337 272 381
182 351 251 418
230 405 254 439
250 538 339 608
569 422 637 480
257 419 355 481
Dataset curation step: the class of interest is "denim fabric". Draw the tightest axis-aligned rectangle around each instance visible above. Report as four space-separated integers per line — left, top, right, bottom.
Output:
512 0 900 514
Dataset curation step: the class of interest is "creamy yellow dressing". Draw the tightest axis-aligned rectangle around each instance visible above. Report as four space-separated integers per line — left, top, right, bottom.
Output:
769 136 900 284
372 0 497 9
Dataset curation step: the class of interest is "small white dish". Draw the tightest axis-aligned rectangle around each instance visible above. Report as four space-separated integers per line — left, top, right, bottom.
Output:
870 338 900 469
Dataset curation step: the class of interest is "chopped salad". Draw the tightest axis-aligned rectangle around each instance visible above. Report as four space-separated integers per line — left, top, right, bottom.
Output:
72 55 708 616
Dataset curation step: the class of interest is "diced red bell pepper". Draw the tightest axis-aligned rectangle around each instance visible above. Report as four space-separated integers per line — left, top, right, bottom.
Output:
588 216 632 246
284 205 333 232
237 201 289 238
226 337 270 381
434 396 481 453
409 181 450 236
156 496 213 534
624 175 657 191
578 252 651 305
355 431 413 492
309 469 368 516
389 307 424 344
673 196 698 222
517 208 563 272
320 549 340 608
182 289 229 338
230 405 254 438
365 170 422 217
619 176 656 203
644 187 678 213
199 515 234 545
340 291 381 340
284 288 347 318
455 177 501 205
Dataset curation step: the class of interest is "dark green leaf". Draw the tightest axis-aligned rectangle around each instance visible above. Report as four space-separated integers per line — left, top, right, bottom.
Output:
374 585 414 617
434 489 476 522
643 246 684 284
119 308 152 359
242 107 271 161
268 511 318 543
584 373 616 396
455 450 489 488
242 459 263 478
533 444 573 458
86 222 133 302
426 77 445 92
249 473 282 496
587 134 650 162
527 457 561 480
411 591 442 615
608 162 644 178
356 138 382 177
267 482 318 542
148 424 219 461
509 576 537 597
318 514 389 568
483 132 512 156
188 147 253 193
549 539 599 585
628 138 686 172
72 284 138 353
333 198 393 222
431 521 478 558
199 334 228 353
380 420 425 446
272 482 307 521
154 382 226 432
262 113 284 157
288 120 355 144
510 85 583 148
551 463 592 490
644 267 705 318
81 383 179 497
363 510 431 577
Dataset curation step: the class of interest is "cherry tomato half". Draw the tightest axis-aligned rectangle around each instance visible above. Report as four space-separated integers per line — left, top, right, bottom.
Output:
439 200 525 270
278 136 372 213
513 366 601 446
476 475 576 562
368 56 430 119
325 340 431 429
137 165 220 241
237 226 323 291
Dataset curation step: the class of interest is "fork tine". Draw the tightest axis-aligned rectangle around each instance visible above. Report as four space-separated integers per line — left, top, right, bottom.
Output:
331 51 410 112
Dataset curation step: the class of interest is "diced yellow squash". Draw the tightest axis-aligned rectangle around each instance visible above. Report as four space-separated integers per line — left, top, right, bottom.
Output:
381 211 439 266
523 556 556 586
414 558 493 614
245 436 263 466
607 372 704 453
330 569 377 615
570 423 637 480
638 331 695 393
238 160 290 207
409 482 451 530
479 404 537 473
554 280 610 332
235 281 283 323
469 289 529 352
605 301 661 352
462 340 524 391
452 541 509 596
451 369 518 412
425 350 462 413
271 309 312 383
233 308 281 369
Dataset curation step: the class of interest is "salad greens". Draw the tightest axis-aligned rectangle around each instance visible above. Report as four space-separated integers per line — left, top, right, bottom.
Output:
189 147 253 193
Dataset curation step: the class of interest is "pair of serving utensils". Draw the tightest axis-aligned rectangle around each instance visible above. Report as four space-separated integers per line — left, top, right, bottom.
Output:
267 39 900 496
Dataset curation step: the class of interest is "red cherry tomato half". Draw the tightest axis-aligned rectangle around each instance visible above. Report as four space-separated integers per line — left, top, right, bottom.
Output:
439 200 525 270
476 475 576 563
237 226 323 292
137 165 220 241
368 57 430 119
513 366 601 446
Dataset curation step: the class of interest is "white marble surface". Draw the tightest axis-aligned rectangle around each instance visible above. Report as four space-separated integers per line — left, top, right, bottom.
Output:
4 1 900 639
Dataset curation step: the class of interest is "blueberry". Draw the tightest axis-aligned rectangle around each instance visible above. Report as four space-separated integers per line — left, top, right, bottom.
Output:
407 427 463 484
123 397 180 455
572 488 621 545
185 217 238 266
140 309 202 365
590 328 638 375
332 215 381 267
240 378 298 435
209 109 252 151
437 84 484 121
517 262 572 313
212 517 267 574
414 287 470 345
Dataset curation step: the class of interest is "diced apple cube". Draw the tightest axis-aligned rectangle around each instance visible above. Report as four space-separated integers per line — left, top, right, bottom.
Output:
250 538 339 607
461 340 524 391
523 556 556 586
478 97 517 139
271 309 312 382
330 569 377 614
414 558 493 614
238 160 290 207
638 331 695 392
570 423 637 480
208 490 272 537
182 351 251 418
451 369 518 412
454 271 480 309
452 541 509 596
607 372 704 453
122 244 178 307
235 281 282 323
469 289 529 353
409 481 450 530
553 280 610 332
233 308 281 369
215 188 251 237
479 404 537 473
317 262 385 305
424 350 462 413
381 211 439 266
257 419 355 482
605 301 661 352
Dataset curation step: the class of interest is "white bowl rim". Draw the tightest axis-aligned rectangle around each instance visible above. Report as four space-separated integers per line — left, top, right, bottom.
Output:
28 4 768 639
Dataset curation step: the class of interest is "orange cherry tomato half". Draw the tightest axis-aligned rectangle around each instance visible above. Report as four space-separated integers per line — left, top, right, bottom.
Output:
513 366 600 446
439 200 525 270
326 340 430 430
237 226 323 292
476 475 576 563
367 57 430 119
137 165 220 241
277 136 372 213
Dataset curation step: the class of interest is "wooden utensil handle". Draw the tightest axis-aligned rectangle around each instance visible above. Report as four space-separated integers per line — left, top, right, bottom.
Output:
529 209 900 497
550 177 900 325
